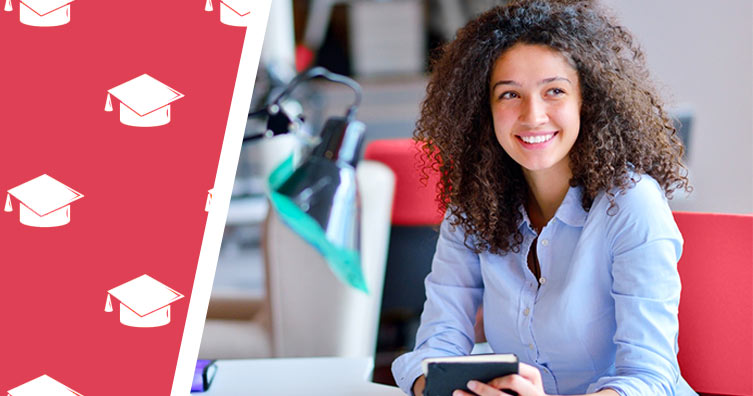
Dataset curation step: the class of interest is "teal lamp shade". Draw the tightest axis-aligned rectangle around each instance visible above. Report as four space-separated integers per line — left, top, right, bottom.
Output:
268 116 368 292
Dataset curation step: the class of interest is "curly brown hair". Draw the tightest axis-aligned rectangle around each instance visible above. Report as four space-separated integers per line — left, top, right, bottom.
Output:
416 0 690 254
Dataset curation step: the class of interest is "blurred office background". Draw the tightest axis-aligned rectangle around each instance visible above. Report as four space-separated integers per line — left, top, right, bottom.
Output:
200 0 752 387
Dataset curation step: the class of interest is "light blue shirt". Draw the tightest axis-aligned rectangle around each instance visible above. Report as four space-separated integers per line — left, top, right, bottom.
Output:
392 175 697 396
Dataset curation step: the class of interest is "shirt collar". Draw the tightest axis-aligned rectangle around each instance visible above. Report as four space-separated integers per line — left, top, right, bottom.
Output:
518 184 587 231
553 184 587 227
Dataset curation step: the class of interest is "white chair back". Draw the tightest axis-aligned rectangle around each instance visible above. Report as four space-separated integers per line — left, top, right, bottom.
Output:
264 160 395 358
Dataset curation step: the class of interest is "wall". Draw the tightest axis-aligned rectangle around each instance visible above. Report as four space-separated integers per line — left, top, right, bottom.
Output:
603 0 753 214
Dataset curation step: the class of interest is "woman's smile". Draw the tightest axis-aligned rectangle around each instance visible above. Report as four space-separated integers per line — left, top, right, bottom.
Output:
517 131 559 147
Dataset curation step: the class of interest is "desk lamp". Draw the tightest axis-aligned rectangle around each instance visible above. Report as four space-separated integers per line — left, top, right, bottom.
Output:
245 67 368 292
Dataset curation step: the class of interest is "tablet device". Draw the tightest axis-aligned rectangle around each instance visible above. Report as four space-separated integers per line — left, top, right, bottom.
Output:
421 354 518 396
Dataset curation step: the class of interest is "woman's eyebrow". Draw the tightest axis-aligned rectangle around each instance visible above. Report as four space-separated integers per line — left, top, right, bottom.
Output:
540 76 571 85
491 80 520 90
491 76 572 90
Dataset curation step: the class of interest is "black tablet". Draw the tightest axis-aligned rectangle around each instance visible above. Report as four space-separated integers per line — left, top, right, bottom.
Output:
422 354 519 396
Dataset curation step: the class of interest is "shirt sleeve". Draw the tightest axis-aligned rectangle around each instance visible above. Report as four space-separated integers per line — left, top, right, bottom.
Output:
587 177 685 396
392 213 484 394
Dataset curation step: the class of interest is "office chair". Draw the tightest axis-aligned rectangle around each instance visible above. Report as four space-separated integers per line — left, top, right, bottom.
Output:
363 138 444 314
674 211 753 396
364 138 446 384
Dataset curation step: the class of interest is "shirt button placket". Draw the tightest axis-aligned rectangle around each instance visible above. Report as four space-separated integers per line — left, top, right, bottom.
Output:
538 234 548 288
521 282 535 353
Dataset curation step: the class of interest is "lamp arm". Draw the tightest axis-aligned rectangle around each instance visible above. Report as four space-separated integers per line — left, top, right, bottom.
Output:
271 66 362 120
244 67 363 144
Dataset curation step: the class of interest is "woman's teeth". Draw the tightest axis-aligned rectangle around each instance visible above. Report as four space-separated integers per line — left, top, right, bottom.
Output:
520 133 554 144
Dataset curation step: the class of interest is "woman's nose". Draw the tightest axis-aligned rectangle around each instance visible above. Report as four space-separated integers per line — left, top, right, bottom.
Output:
519 97 548 126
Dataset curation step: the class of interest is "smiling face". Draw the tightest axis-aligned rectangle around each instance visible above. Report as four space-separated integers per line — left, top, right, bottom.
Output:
489 43 582 179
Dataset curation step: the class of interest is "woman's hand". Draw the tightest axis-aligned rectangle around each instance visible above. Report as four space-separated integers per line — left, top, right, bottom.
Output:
412 374 426 396
452 362 547 396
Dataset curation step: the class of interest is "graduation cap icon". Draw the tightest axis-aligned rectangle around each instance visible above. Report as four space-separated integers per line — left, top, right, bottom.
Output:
4 0 74 27
4 174 84 228
204 0 250 27
205 188 214 212
105 74 185 127
105 274 184 328
7 374 83 396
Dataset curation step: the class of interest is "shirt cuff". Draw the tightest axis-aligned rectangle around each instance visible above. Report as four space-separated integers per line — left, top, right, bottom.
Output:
587 381 627 396
392 350 432 395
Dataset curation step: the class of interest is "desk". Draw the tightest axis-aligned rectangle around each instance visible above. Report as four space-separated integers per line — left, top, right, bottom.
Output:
202 357 405 395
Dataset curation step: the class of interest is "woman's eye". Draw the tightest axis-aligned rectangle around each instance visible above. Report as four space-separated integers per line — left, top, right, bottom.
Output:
547 88 565 96
499 91 518 100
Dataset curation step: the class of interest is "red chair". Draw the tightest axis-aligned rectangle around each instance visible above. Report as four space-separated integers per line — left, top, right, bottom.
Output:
674 212 753 396
364 139 444 366
364 138 444 226
365 138 488 355
363 138 443 315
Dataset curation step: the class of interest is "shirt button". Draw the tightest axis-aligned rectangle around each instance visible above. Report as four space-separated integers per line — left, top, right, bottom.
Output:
540 239 549 246
523 307 530 316
539 277 547 285
529 343 535 350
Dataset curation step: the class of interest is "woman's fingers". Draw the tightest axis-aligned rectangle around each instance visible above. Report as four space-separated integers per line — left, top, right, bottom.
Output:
516 362 544 388
487 374 541 396
455 380 514 396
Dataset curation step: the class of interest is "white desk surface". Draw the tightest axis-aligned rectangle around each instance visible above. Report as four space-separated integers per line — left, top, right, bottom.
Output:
201 357 405 395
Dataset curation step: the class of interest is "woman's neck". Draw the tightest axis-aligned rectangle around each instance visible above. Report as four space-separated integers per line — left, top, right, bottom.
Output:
523 161 573 229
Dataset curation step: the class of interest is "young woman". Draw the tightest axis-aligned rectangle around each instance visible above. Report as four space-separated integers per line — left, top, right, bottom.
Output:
391 1 695 395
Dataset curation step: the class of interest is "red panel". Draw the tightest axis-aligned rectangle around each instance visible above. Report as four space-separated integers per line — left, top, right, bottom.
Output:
0 3 245 394
364 139 444 226
674 212 753 396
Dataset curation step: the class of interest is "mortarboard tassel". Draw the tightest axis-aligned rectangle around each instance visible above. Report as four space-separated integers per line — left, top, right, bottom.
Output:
3 0 11 12
4 193 11 212
104 93 113 112
204 0 213 12
105 293 113 312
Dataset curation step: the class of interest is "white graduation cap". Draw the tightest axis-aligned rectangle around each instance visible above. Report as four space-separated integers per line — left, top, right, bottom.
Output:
7 374 83 396
105 274 184 328
204 0 250 27
205 188 214 212
105 74 185 127
4 0 75 27
4 174 84 228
